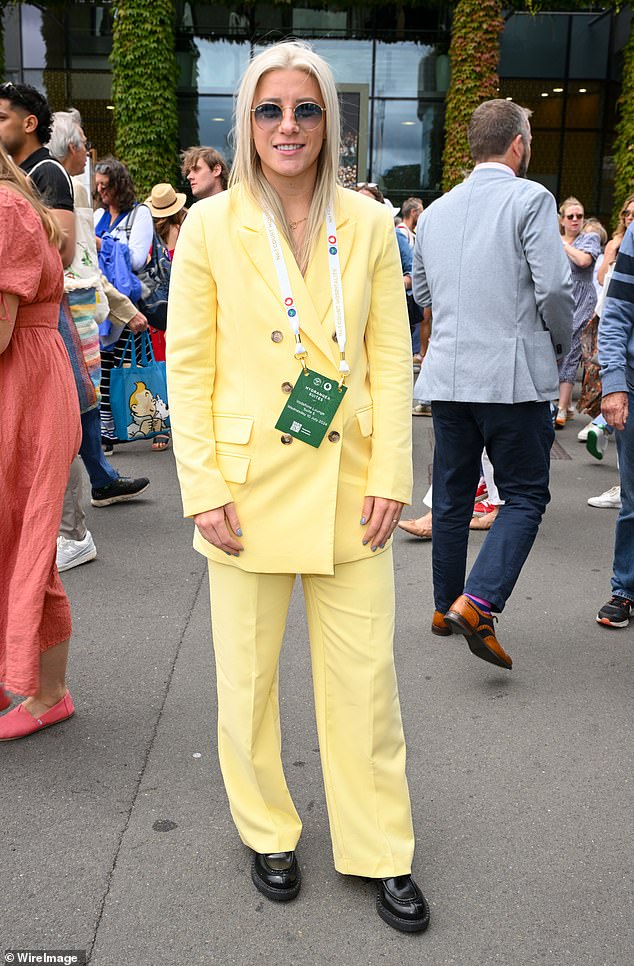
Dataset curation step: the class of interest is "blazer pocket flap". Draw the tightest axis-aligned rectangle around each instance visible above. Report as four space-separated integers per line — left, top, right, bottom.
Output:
355 405 373 437
217 451 250 484
213 413 254 444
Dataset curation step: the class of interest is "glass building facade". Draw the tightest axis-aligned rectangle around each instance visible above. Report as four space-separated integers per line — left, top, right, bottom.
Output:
2 2 631 219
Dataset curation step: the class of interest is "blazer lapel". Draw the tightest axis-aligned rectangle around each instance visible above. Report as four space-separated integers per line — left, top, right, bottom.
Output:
305 199 356 349
235 188 336 369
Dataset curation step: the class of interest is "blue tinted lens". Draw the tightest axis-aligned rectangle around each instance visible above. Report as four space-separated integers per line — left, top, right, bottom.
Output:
254 103 283 123
295 103 323 124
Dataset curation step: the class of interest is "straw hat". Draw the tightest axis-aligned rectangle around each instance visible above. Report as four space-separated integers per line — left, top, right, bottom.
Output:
144 183 187 218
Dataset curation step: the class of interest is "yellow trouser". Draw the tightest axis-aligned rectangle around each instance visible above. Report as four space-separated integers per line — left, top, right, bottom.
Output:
208 550 415 878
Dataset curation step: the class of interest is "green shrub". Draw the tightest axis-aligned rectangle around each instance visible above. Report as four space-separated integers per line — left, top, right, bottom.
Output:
111 0 179 198
441 0 504 191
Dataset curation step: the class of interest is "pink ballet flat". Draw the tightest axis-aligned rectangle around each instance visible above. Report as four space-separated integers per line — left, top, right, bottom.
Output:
0 690 74 741
0 687 11 712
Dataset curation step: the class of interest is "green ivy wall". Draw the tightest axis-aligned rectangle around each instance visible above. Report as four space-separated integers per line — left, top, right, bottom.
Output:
111 0 179 197
612 19 634 223
441 0 504 190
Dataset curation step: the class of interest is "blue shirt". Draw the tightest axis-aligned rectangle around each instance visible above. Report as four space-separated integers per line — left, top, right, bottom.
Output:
599 222 634 396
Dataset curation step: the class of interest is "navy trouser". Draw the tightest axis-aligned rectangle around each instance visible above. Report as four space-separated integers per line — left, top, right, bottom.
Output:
431 400 554 614
611 389 634 601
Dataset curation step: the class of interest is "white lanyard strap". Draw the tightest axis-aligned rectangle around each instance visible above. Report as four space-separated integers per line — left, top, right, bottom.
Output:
262 210 307 365
263 207 349 381
325 205 349 378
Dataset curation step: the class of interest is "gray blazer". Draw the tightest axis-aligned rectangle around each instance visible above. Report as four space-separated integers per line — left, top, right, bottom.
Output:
413 166 574 404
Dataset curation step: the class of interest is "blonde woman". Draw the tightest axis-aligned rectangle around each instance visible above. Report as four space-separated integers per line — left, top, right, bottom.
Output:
0 146 81 739
556 196 601 427
167 42 428 931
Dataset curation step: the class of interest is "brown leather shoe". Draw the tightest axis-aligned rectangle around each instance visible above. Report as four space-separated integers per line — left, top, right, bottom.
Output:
444 595 512 670
431 610 451 636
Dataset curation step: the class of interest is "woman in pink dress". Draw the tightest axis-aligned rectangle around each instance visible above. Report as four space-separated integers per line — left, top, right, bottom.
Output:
0 146 81 740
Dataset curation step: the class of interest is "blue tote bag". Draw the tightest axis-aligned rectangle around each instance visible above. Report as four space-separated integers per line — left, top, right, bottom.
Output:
110 331 170 442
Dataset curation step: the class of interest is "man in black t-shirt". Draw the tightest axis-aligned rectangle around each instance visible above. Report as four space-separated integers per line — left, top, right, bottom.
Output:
0 81 75 266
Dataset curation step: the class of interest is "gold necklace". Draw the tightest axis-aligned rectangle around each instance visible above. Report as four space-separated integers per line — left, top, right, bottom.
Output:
289 216 308 231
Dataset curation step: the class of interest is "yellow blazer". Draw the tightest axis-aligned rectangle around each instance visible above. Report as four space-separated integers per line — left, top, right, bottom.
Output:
166 184 412 575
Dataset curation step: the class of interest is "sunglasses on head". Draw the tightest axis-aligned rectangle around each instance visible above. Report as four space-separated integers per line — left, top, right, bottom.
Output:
251 101 325 131
357 182 378 189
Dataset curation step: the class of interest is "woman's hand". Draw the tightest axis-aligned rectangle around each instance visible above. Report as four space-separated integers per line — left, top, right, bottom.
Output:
360 496 404 551
194 503 244 556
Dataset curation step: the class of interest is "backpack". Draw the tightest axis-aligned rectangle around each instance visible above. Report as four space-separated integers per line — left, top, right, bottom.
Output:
135 229 171 331
125 205 171 331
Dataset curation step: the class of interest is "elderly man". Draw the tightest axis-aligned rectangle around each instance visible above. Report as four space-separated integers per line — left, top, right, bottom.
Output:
596 220 634 627
181 146 228 200
412 99 573 669
48 109 149 572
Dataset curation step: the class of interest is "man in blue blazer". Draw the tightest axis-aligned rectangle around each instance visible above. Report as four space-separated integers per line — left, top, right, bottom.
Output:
412 98 574 670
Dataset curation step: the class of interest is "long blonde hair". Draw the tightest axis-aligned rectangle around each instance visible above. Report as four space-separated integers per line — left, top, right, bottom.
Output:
614 192 634 239
0 144 62 247
230 41 341 274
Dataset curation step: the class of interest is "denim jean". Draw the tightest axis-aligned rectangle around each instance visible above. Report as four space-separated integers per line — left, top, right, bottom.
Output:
431 400 554 613
611 390 634 600
80 406 119 490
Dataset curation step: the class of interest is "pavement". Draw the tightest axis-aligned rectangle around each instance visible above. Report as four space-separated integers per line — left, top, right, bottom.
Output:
2 412 632 966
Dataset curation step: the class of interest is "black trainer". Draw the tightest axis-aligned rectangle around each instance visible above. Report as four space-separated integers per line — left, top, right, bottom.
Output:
596 595 634 628
91 477 150 507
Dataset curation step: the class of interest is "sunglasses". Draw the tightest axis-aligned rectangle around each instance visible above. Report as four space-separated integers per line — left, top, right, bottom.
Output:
565 213 583 220
622 209 634 218
357 182 378 189
251 101 325 131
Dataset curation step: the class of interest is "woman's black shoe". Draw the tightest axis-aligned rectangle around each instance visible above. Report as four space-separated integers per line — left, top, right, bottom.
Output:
251 851 301 902
376 875 430 932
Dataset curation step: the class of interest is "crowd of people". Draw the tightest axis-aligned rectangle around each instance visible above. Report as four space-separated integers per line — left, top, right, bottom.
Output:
1 44 634 934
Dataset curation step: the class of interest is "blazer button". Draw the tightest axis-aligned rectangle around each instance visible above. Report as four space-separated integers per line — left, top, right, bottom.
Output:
328 431 340 443
280 434 293 445
271 330 284 343
281 381 293 393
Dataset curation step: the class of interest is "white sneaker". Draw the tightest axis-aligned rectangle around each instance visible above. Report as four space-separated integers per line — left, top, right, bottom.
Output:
577 422 593 442
56 531 97 572
587 486 622 509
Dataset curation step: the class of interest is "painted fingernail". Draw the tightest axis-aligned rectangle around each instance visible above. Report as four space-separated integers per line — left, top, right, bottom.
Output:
360 517 366 525
362 539 369 546
225 551 231 556
233 553 240 557
236 528 243 537
380 543 385 549
371 545 378 552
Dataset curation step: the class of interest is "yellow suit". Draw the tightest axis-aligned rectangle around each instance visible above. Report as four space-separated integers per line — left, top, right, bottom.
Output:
166 184 416 877
166 184 413 573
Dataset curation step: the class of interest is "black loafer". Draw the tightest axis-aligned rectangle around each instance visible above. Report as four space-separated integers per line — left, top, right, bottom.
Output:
376 875 430 932
251 851 301 902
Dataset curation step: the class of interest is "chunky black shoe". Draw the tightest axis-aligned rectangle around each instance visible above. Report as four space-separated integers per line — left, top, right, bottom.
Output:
251 851 301 902
376 875 430 933
91 477 150 507
596 595 634 628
